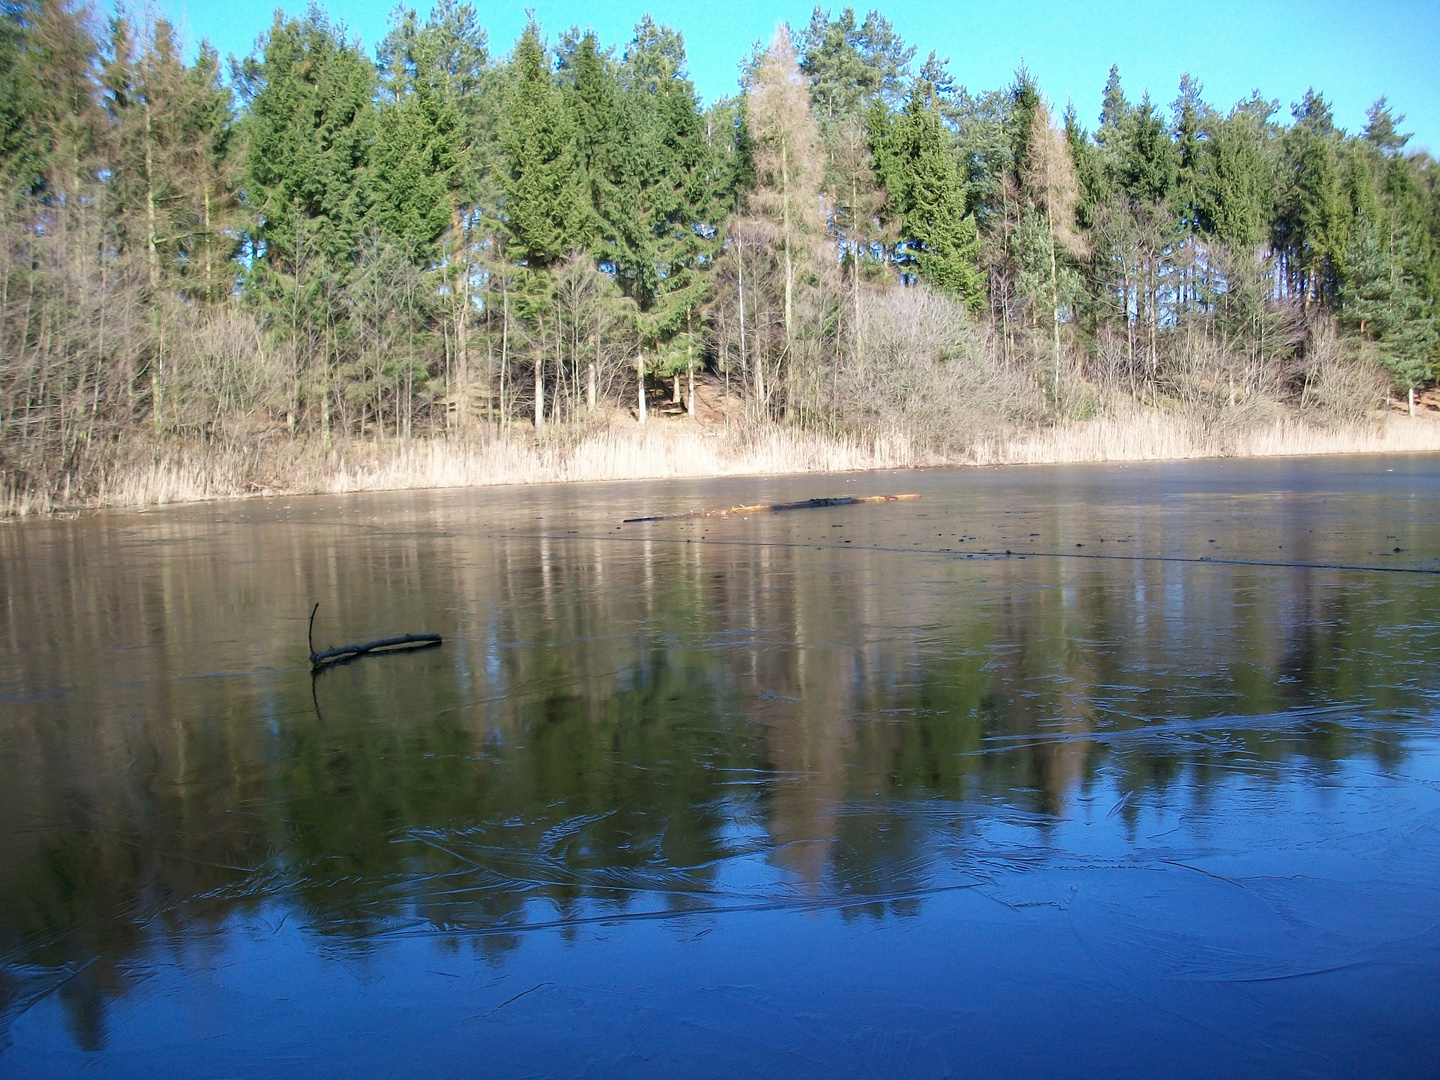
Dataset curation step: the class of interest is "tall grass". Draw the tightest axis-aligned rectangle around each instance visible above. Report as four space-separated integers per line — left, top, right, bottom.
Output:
326 426 916 493
4 412 1436 517
972 413 1440 466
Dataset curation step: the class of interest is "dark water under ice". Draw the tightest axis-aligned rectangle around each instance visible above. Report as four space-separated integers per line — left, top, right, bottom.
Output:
2 454 1439 1078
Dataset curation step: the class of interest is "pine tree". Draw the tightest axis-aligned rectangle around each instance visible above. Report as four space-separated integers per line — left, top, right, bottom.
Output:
373 12 463 263
796 6 914 129
1362 97 1410 157
1276 91 1348 303
0 0 49 198
501 23 584 269
1200 99 1275 250
1098 65 1128 142
611 18 725 414
871 85 983 307
237 7 378 441
1118 93 1176 204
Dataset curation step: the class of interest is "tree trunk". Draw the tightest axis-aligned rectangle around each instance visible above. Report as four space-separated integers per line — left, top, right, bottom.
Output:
552 333 561 425
853 173 862 373
534 316 545 429
1049 225 1060 403
737 236 749 417
144 98 163 435
202 185 212 304
588 326 598 413
637 351 647 423
755 346 766 420
453 203 470 429
500 270 509 428
687 316 695 419
781 141 794 352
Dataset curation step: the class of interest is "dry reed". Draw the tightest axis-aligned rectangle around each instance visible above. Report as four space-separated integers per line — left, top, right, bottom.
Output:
5 412 1437 517
971 413 1440 466
326 426 916 494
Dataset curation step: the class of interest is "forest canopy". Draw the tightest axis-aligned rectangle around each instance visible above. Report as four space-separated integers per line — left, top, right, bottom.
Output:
1 0 1436 506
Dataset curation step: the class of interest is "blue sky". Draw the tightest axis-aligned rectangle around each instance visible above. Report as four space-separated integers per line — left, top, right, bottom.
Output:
158 0 1439 152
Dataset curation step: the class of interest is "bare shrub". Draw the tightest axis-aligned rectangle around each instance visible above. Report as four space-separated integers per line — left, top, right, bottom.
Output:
168 304 289 443
1158 330 1279 438
835 285 1040 453
1303 322 1391 424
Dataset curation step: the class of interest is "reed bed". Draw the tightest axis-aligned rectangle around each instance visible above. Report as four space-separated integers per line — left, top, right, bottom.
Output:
327 426 916 493
5 412 1437 517
973 413 1440 466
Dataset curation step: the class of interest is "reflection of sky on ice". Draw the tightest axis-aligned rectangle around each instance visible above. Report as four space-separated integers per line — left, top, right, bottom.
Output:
1 454 1438 1076
11 749 1438 1078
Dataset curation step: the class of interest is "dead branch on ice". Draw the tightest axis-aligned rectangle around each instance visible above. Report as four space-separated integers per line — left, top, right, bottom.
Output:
308 603 442 671
623 493 919 523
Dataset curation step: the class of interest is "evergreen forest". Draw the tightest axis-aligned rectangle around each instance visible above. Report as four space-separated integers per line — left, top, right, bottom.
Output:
2 0 1437 507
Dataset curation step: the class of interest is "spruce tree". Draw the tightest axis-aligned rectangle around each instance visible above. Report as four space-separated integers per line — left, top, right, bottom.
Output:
501 21 589 425
1099 64 1128 134
871 86 983 308
1276 92 1348 303
377 2 492 428
797 6 913 129
240 10 376 270
0 1 48 198
1200 101 1275 250
17 0 103 203
566 31 619 251
501 23 584 268
794 7 911 301
612 19 725 408
100 18 239 429
238 8 378 440
1118 94 1176 204
1340 208 1396 339
373 11 463 263
1171 74 1208 237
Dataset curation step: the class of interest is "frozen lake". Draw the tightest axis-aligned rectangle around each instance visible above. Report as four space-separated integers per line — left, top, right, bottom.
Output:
2 454 1438 1078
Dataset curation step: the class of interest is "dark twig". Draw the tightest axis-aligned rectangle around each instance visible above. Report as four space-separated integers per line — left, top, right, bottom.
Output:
307 603 442 670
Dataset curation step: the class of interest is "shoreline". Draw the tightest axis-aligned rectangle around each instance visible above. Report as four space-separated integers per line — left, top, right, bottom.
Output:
6 411 1440 518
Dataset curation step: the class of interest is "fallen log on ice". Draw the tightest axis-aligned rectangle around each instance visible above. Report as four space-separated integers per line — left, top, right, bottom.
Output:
308 603 442 670
623 493 919 524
